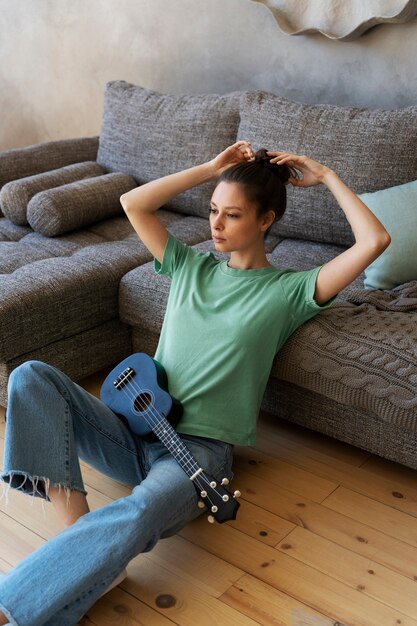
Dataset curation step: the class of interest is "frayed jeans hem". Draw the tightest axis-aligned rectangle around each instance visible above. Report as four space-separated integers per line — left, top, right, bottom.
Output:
0 470 86 504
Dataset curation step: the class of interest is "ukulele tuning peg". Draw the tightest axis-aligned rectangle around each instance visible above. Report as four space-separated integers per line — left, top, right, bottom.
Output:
221 477 229 486
207 515 215 524
211 505 218 513
233 490 241 498
200 490 207 498
197 500 206 509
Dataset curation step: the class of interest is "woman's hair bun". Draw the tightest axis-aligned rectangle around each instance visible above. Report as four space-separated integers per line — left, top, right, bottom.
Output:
254 148 294 184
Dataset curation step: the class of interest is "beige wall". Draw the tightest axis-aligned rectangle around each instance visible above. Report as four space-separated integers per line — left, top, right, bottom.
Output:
1 0 417 150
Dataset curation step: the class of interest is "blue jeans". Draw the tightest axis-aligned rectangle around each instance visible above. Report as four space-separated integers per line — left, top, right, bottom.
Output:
0 361 234 626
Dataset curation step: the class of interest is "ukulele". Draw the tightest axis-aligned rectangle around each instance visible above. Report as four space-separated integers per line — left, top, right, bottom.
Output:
100 353 240 523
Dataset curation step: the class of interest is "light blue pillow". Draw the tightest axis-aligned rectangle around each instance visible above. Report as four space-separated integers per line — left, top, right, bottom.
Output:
359 179 417 290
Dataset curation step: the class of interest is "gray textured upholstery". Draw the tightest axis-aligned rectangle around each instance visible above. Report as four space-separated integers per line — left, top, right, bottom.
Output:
238 91 417 246
0 218 32 241
1 161 104 225
27 172 138 236
0 136 99 217
97 80 241 218
1 214 153 361
0 212 209 364
0 320 132 407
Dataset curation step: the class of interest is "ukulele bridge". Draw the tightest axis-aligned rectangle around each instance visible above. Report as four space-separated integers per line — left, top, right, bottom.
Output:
113 367 135 390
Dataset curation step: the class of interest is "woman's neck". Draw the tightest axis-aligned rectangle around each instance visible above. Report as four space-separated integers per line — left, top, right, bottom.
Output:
227 247 271 271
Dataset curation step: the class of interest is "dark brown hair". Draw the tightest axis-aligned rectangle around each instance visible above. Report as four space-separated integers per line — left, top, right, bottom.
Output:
215 148 295 233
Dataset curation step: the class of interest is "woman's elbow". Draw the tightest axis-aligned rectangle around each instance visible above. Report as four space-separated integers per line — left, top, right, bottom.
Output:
120 193 130 212
368 231 391 257
378 231 391 251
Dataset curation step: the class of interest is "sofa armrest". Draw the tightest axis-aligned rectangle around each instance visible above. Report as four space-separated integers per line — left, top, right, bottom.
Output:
0 136 99 191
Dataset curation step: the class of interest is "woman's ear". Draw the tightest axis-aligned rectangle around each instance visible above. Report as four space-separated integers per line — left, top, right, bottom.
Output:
261 210 276 232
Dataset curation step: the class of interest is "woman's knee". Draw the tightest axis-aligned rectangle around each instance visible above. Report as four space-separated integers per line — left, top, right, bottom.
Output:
8 360 60 396
6 361 69 420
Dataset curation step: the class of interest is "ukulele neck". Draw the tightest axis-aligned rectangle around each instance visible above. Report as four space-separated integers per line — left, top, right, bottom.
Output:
151 418 201 479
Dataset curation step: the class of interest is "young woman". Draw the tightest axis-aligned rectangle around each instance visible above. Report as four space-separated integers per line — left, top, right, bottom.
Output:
0 140 390 626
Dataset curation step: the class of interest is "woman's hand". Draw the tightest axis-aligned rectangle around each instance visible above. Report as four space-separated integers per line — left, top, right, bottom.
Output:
210 140 255 176
266 151 333 187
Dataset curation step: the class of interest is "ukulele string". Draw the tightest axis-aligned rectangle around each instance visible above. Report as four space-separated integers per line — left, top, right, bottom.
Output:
121 378 197 472
116 377 224 506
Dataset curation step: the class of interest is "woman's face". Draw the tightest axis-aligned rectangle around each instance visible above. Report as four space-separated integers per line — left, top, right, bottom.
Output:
209 181 273 253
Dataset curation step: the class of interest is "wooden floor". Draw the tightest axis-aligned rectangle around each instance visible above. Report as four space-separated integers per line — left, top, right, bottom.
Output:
1 369 417 626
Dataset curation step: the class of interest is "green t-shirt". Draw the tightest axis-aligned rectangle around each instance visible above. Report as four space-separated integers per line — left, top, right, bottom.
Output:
154 234 336 446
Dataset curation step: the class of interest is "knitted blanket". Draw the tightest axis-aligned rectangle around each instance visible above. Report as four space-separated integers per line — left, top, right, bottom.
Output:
273 281 417 432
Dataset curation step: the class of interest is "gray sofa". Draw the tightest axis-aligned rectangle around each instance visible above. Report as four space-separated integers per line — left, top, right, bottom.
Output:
1 80 417 469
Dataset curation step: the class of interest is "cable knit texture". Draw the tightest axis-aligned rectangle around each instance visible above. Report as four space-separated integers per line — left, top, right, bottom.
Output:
273 281 417 432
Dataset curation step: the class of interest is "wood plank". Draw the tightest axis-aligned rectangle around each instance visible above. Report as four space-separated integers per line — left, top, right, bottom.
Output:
0 510 44 565
86 586 174 625
323 486 417 548
0 557 11 573
258 411 369 467
233 447 337 502
180 518 417 626
275 525 417 619
228 498 295 547
234 468 417 580
122 557 259 626
361 453 417 488
221 573 342 626
141 534 243 597
235 444 417 517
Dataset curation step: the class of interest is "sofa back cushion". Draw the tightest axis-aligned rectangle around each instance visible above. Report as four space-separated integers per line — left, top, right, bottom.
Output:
238 91 417 246
97 81 241 219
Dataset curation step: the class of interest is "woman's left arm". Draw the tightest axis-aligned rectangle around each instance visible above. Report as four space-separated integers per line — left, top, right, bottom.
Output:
267 151 391 305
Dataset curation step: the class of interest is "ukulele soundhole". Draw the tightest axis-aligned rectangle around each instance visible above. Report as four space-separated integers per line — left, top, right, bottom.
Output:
134 392 152 413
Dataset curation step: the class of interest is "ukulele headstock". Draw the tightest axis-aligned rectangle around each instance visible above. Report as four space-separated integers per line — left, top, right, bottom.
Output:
196 474 240 523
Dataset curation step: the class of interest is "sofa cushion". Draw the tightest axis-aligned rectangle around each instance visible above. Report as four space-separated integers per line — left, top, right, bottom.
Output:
97 80 241 218
0 217 32 241
0 161 104 226
359 179 417 289
27 172 138 236
238 91 417 246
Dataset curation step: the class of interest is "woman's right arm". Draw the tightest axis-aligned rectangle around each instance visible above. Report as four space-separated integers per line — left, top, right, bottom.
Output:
120 140 255 263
